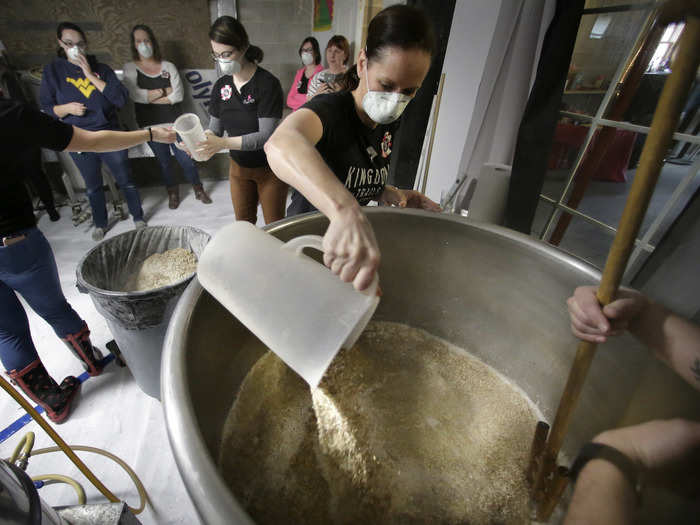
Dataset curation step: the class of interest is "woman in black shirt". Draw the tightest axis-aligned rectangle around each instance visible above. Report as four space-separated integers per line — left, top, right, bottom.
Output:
265 5 440 291
195 16 287 224
0 100 174 423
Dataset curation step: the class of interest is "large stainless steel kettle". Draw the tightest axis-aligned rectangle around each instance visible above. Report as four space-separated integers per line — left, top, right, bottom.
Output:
162 209 699 524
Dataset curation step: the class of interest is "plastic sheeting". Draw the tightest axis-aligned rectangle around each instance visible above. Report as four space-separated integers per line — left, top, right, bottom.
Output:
76 225 210 330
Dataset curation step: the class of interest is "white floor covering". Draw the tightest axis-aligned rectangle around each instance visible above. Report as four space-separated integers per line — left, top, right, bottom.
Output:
0 180 273 524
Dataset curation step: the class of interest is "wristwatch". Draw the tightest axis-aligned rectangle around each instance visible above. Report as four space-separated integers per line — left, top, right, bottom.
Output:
570 442 644 505
161 87 167 99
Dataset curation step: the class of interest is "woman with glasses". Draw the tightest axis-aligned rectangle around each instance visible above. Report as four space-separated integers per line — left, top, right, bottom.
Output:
40 22 145 241
123 24 212 209
286 37 323 111
192 16 287 224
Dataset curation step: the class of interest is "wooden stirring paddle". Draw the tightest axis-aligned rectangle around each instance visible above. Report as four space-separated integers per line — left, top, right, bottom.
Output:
529 3 700 520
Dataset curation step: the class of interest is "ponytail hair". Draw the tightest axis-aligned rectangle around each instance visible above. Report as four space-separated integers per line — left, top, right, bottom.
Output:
209 16 264 63
337 64 360 92
366 5 435 61
244 45 264 63
338 5 434 92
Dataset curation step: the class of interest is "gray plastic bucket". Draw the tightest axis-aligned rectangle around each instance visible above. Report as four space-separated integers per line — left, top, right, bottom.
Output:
76 225 210 399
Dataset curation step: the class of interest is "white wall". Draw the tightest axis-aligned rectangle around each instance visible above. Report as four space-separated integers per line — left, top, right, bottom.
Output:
424 0 554 207
309 0 406 65
312 0 361 66
238 0 312 97
453 0 553 213
424 1 504 202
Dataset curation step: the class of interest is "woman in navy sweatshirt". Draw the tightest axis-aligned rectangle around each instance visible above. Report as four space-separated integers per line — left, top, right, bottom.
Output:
40 22 146 241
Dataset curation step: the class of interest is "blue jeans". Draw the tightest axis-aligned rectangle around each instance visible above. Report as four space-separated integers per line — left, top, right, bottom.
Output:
148 141 201 187
70 149 144 228
0 228 84 371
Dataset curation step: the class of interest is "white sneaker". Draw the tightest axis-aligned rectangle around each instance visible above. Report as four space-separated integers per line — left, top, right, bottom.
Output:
92 227 105 241
134 220 147 230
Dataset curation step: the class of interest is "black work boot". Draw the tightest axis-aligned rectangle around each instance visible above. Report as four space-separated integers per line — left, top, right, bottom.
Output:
61 323 104 376
7 360 80 424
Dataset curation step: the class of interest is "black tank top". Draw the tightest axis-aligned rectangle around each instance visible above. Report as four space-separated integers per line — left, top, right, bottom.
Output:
134 67 181 127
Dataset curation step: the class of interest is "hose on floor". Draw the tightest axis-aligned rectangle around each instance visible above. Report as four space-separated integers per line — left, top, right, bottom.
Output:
32 473 86 505
10 430 34 467
1 374 148 514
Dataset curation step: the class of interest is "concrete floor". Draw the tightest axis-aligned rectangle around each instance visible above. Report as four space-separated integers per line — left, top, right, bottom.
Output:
0 179 267 525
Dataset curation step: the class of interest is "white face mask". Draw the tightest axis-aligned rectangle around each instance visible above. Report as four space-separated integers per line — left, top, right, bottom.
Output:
361 66 411 125
301 52 314 66
66 46 83 61
137 42 153 59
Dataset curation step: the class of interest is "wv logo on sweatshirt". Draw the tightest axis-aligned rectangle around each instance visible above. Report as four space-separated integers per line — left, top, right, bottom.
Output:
66 77 95 98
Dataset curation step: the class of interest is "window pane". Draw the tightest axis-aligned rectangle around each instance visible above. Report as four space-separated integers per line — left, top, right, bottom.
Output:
648 42 670 71
661 23 677 42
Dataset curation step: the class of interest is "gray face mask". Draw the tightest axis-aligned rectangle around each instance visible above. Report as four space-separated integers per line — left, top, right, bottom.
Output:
217 58 241 76
216 45 247 77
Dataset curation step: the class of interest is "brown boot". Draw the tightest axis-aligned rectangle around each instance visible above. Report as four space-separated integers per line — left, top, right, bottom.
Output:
193 183 212 204
8 360 80 424
167 185 180 209
62 323 104 377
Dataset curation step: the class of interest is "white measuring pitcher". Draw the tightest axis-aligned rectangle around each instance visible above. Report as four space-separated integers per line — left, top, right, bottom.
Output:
173 113 207 162
197 221 380 388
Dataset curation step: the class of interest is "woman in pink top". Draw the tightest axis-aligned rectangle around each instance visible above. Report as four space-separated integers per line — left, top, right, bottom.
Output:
286 37 323 111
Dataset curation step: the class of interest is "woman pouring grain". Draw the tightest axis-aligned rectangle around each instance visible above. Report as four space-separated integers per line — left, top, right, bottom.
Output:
264 5 441 291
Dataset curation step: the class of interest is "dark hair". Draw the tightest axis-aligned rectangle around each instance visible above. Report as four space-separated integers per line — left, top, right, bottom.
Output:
299 36 321 65
326 35 350 65
56 22 87 58
130 24 162 62
342 5 435 91
209 16 263 64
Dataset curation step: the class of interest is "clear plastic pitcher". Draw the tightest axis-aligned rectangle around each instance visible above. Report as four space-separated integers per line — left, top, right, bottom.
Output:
174 113 207 162
197 221 379 388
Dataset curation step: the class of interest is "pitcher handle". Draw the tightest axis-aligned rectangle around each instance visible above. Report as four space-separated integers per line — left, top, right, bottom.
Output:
282 235 325 256
282 235 379 297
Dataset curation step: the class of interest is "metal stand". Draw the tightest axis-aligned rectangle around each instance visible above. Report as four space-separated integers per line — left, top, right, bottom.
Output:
105 340 127 368
102 166 128 221
61 172 92 226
